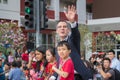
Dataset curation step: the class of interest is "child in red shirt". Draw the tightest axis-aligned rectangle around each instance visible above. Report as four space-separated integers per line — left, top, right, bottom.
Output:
52 41 74 80
44 47 57 80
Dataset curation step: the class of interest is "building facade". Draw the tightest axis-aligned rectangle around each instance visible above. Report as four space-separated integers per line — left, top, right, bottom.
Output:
0 0 20 24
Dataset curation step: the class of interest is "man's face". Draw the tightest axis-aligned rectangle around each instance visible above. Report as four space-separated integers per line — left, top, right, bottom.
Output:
56 22 70 40
103 60 111 69
107 52 115 60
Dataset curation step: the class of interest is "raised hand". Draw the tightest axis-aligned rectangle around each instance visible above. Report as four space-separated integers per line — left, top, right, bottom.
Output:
64 5 76 23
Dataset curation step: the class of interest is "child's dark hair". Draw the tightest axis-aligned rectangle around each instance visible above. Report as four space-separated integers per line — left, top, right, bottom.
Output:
8 51 12 55
5 62 11 67
0 51 2 53
57 41 71 50
16 61 22 68
35 46 46 55
46 46 56 57
11 61 17 67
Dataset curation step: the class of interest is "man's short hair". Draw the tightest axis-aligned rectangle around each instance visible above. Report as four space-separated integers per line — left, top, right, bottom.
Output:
56 20 71 30
103 57 111 63
108 49 115 55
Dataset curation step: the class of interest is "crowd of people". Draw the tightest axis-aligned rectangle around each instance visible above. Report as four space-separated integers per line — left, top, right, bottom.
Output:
0 5 120 80
0 46 120 80
87 49 120 80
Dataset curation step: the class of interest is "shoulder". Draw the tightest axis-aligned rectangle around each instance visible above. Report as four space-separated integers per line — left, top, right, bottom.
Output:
108 69 115 74
104 69 115 78
112 58 119 62
113 68 120 74
65 59 74 66
112 58 120 65
0 67 4 72
9 68 15 73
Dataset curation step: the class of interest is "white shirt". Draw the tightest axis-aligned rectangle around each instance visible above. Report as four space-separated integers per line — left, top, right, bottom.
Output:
110 57 120 72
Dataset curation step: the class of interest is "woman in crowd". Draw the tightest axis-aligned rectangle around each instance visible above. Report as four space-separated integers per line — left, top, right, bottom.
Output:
28 46 46 80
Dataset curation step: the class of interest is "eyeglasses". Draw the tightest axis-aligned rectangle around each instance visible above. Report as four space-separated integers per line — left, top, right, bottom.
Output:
56 25 68 28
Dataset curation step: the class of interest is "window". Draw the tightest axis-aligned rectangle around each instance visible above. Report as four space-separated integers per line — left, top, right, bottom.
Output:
27 32 54 49
42 34 53 48
3 0 8 4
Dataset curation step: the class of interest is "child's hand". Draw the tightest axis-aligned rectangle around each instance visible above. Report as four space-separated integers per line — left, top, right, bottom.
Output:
41 65 44 71
52 66 56 70
29 56 33 62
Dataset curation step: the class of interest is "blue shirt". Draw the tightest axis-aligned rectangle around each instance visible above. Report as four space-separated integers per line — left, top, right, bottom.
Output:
9 67 23 80
0 66 5 80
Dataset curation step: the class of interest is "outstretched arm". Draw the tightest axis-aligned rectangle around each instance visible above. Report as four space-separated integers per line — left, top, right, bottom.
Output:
65 5 80 54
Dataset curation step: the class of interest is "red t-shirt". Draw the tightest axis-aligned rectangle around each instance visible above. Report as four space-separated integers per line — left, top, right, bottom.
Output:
45 62 57 75
60 59 74 80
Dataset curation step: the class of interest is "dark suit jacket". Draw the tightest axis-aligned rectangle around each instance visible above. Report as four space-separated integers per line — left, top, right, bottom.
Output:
55 23 92 80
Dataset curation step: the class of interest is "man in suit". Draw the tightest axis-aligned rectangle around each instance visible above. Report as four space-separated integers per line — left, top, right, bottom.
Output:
50 5 92 80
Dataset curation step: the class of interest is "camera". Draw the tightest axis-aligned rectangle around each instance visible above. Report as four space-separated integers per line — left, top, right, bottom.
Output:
93 61 101 66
